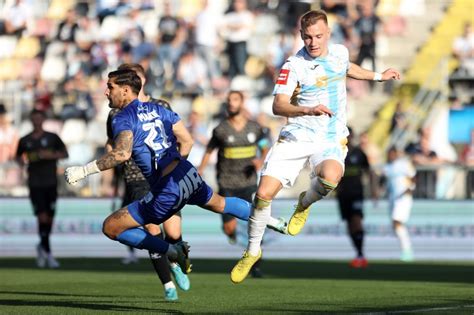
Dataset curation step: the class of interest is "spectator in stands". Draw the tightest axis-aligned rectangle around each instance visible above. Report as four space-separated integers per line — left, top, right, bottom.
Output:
452 22 474 75
460 129 474 198
175 47 209 97
16 109 69 268
194 0 223 87
354 1 381 73
221 0 254 78
2 0 32 37
0 104 19 163
390 101 408 133
56 9 79 43
157 1 185 74
405 128 443 166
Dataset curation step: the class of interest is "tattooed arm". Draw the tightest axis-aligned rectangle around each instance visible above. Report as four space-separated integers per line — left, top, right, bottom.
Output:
65 131 133 185
96 131 133 170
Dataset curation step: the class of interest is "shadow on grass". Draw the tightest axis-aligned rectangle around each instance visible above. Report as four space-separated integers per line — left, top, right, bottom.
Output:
0 299 183 314
1 258 473 285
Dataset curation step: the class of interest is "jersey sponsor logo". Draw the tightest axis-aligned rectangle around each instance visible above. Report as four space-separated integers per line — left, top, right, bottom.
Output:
223 145 257 159
276 69 290 85
137 110 160 122
310 64 319 70
174 168 203 209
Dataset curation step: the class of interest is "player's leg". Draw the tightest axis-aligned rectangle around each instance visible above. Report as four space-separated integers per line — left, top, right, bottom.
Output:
288 159 342 236
219 188 238 243
230 175 282 283
145 223 180 301
392 195 414 261
348 212 367 268
102 205 188 271
162 214 191 291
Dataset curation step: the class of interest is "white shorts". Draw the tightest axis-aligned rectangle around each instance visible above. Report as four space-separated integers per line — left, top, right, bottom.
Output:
260 138 348 188
389 195 413 223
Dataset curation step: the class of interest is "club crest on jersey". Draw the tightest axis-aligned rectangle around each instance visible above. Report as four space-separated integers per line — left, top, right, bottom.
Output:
276 69 290 85
247 132 256 143
228 135 235 143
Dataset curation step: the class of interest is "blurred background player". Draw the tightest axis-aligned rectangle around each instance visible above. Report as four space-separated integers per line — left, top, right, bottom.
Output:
16 109 68 268
231 9 401 283
381 146 416 262
336 127 377 268
198 90 284 278
106 63 189 301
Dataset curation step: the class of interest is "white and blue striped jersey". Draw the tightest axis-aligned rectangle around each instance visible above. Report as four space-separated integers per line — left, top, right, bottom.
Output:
273 44 350 142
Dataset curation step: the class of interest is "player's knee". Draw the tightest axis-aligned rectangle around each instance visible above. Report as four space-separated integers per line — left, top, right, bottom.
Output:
102 218 118 240
253 195 271 210
312 176 338 197
145 223 161 236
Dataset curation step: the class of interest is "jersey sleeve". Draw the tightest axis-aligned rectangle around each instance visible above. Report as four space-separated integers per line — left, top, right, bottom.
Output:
111 111 133 140
160 106 180 125
106 110 114 140
272 60 298 96
206 126 220 150
53 133 67 153
16 137 25 157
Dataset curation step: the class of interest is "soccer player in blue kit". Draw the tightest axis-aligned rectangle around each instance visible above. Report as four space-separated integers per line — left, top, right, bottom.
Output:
65 69 286 272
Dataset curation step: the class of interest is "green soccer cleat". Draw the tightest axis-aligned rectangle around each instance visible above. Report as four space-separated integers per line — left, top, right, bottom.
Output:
267 217 288 235
287 192 311 236
164 287 178 301
170 263 191 291
230 250 262 284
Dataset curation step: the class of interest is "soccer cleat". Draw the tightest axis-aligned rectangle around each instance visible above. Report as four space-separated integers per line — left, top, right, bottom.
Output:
400 249 414 262
174 241 192 274
36 244 46 268
230 250 262 284
267 217 288 235
164 287 178 301
47 255 60 269
170 263 191 291
287 192 311 236
350 257 368 269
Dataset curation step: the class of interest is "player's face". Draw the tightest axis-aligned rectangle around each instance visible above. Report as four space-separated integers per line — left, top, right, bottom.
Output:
30 112 45 130
301 20 330 58
226 93 243 116
105 79 126 109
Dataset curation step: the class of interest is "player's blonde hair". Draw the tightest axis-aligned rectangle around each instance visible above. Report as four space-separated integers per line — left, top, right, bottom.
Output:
300 10 328 30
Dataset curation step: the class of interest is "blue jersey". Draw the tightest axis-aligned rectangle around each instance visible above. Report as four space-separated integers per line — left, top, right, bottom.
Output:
111 99 181 188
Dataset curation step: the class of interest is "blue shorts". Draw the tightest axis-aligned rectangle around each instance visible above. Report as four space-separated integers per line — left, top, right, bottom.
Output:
128 159 213 225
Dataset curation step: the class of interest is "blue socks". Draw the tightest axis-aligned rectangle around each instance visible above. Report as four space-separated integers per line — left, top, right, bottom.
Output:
116 228 170 254
223 197 251 221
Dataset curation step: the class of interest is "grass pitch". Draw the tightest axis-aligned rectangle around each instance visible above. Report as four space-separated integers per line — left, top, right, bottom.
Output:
1 258 473 314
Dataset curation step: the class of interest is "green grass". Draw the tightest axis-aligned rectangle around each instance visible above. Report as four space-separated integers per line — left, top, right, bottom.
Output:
1 258 473 314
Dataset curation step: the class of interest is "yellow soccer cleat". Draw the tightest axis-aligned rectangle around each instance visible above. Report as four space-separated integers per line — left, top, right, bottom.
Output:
230 250 262 284
287 192 311 236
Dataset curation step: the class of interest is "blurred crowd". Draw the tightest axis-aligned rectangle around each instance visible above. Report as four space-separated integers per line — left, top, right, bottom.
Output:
0 0 471 199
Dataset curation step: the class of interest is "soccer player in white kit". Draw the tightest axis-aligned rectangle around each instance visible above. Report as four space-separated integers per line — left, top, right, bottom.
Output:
231 9 401 283
383 146 416 261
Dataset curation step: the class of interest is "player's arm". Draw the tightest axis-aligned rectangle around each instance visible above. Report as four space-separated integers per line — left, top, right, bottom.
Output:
65 131 133 185
172 120 194 159
273 94 333 117
347 62 401 81
38 135 69 160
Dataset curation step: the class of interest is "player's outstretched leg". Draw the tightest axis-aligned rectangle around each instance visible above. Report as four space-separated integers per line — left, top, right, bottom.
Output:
288 177 337 236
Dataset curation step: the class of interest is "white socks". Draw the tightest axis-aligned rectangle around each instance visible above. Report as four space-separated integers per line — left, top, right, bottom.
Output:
395 225 412 252
247 197 271 256
164 281 176 290
302 177 337 209
267 216 280 228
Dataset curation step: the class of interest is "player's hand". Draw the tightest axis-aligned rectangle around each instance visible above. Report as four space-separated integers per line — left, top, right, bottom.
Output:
65 166 88 185
309 104 333 117
381 68 401 81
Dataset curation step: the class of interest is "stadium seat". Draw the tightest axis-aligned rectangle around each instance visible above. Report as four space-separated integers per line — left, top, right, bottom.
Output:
19 58 43 81
43 119 63 135
100 16 126 41
0 58 20 81
47 0 74 20
40 56 66 82
60 118 87 145
0 36 18 59
14 37 40 59
85 119 107 147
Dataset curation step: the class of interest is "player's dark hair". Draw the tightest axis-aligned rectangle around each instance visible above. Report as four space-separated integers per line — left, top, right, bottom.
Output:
108 69 142 95
117 63 146 77
228 90 244 100
30 109 46 118
300 10 328 30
